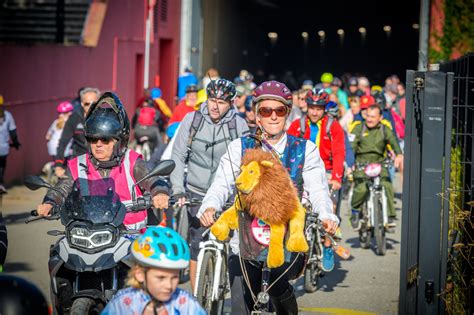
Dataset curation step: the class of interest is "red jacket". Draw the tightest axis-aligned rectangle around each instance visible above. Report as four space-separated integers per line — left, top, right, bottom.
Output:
168 100 196 126
287 115 345 183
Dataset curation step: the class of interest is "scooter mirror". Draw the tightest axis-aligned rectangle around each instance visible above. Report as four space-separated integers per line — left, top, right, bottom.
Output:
24 175 52 191
136 160 176 186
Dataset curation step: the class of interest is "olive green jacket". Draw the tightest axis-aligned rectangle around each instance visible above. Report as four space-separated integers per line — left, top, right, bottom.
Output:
349 121 402 178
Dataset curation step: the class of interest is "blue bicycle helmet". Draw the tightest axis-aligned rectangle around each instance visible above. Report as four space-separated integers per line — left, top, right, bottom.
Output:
150 88 162 99
325 101 339 117
131 227 190 269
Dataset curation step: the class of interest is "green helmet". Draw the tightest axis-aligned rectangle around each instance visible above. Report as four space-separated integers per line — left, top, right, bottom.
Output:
321 72 334 84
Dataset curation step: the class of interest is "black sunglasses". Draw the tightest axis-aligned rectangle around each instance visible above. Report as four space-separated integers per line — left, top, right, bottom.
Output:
86 137 113 144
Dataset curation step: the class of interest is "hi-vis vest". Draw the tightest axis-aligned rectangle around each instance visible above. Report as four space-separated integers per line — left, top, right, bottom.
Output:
68 149 147 230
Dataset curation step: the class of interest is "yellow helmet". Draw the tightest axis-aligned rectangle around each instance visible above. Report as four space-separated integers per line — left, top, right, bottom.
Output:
371 85 383 92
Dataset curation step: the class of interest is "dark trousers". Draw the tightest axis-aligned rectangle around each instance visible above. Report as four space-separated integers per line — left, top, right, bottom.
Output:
228 254 304 314
134 125 161 153
0 155 7 185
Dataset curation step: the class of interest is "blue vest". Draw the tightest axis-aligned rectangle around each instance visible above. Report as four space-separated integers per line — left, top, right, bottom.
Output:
240 134 306 196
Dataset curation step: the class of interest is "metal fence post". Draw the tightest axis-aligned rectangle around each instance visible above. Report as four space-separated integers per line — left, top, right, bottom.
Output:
399 70 423 314
416 72 448 314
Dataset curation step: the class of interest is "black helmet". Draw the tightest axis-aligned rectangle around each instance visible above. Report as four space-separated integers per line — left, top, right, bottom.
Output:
85 92 130 164
85 109 122 140
348 77 358 86
372 91 387 108
206 79 236 102
0 275 50 315
185 84 199 93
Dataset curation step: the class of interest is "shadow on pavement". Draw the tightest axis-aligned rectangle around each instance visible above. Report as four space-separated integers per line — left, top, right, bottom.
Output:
345 236 400 254
3 212 32 225
3 261 34 272
294 259 349 297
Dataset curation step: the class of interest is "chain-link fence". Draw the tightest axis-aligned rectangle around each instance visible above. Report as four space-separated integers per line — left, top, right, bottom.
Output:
439 53 473 314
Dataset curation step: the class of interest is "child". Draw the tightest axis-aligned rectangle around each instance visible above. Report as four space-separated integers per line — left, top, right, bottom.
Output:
101 227 206 315
43 102 73 183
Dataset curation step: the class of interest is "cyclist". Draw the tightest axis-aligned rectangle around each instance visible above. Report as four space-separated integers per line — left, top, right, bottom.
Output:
167 84 199 139
349 104 403 230
54 87 100 178
170 78 249 290
132 98 163 155
0 94 21 194
36 92 170 230
46 102 74 159
329 77 349 111
234 85 248 118
287 88 345 272
150 87 172 130
346 77 363 98
198 81 338 314
177 66 199 100
102 227 206 315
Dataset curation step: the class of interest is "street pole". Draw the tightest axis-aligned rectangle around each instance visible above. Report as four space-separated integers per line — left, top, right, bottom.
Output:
418 0 430 71
144 0 155 89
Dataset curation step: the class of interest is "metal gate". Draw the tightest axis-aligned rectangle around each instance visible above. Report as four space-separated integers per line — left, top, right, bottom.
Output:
399 53 473 314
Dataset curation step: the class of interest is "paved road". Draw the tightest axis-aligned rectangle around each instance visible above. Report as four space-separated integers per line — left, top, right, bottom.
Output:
2 175 402 314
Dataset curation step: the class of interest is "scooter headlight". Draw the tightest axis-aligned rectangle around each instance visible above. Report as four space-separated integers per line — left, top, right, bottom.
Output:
69 227 113 249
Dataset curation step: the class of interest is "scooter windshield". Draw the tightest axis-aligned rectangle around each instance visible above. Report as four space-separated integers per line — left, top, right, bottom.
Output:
63 178 123 225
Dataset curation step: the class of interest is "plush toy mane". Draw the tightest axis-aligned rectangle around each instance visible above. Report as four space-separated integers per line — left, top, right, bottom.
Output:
240 149 299 226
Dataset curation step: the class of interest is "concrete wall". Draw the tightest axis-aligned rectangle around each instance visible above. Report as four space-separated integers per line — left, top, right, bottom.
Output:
0 0 181 185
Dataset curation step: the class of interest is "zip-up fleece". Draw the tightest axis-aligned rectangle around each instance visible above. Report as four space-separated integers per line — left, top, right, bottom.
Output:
170 104 249 197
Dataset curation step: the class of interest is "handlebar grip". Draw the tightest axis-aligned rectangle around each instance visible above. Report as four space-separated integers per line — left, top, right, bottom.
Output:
212 212 221 221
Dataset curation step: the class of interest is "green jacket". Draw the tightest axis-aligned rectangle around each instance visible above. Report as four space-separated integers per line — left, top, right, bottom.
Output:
349 121 402 177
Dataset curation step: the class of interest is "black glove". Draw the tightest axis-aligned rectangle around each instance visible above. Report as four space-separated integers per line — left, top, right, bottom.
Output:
10 141 21 150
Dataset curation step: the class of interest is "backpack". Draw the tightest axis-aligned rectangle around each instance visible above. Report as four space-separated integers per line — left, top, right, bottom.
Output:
390 108 405 139
299 114 334 140
137 107 157 126
186 111 238 162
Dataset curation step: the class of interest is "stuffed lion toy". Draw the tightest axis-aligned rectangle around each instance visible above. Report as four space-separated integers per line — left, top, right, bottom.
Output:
211 149 308 268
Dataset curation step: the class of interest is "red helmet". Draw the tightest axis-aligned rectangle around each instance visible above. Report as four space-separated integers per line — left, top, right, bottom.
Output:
306 88 329 106
252 80 292 109
57 101 74 113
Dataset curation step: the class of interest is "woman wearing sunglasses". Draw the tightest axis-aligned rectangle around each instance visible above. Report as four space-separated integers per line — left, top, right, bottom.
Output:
198 80 339 314
36 92 170 231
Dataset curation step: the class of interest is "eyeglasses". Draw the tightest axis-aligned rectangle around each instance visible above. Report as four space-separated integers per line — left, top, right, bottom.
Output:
82 101 94 107
257 106 287 118
87 137 113 144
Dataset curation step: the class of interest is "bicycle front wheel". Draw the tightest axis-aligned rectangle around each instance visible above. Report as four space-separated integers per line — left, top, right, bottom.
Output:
304 233 321 293
373 194 386 256
196 251 218 313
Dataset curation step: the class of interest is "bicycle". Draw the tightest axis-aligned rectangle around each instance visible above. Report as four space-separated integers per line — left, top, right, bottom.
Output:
194 224 229 315
356 159 392 256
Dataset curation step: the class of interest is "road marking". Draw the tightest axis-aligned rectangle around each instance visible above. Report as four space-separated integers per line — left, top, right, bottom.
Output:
299 307 377 315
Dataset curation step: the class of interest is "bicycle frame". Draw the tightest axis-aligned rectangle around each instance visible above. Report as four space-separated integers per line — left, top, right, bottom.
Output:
194 231 227 301
366 176 389 228
305 218 323 264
